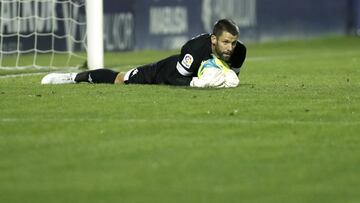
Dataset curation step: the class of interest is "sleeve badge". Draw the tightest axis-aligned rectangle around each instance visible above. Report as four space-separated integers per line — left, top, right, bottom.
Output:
181 54 194 69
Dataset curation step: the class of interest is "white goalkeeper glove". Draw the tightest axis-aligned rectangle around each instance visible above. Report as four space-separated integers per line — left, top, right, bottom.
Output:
224 70 240 88
190 68 225 88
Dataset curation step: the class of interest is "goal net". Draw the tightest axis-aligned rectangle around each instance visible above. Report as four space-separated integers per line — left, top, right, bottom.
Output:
0 0 103 74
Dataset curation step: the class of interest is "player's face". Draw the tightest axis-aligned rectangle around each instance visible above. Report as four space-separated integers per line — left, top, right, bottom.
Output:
212 31 238 61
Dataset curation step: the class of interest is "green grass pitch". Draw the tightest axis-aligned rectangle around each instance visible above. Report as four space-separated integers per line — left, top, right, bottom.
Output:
1 37 360 203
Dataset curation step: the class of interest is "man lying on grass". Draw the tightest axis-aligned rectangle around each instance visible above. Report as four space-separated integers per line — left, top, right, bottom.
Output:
41 19 246 88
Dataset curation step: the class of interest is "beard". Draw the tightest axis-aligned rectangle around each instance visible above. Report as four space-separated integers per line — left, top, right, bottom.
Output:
214 45 232 62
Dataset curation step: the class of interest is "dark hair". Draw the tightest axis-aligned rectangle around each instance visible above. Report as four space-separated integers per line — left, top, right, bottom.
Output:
212 19 239 37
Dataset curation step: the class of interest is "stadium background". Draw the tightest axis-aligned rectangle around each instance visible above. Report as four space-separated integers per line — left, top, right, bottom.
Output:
104 0 360 50
1 0 360 52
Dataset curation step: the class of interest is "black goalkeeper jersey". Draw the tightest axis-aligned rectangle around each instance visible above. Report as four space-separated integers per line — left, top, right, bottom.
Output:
125 33 247 86
176 33 247 77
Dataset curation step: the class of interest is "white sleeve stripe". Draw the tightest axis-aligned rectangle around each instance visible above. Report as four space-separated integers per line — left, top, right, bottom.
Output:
176 62 192 76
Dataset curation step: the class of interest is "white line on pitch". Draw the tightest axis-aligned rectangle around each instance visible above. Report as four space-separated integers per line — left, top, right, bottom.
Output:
1 117 359 126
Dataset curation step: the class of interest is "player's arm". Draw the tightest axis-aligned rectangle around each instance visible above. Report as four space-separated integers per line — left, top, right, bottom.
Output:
175 43 204 86
176 45 197 78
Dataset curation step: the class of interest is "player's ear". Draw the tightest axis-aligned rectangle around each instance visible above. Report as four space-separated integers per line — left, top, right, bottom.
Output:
211 34 217 45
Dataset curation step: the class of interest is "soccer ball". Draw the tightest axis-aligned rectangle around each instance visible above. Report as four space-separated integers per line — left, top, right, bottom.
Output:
197 56 231 77
190 55 239 88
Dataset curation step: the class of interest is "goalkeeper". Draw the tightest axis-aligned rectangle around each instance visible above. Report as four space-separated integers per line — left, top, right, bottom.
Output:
42 19 246 88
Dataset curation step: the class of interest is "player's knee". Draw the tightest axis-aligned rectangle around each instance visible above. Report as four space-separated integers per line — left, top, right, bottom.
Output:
114 72 126 84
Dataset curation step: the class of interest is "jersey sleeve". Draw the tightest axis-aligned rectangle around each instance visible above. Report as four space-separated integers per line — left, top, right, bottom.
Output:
176 38 206 77
229 41 247 75
176 46 196 77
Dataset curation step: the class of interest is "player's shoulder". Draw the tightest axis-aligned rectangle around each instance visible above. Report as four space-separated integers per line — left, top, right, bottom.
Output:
228 40 247 71
190 33 211 41
236 40 246 50
233 40 247 57
184 33 211 48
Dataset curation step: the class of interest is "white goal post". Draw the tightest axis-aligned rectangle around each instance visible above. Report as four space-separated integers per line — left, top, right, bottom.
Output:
0 0 104 71
86 0 103 70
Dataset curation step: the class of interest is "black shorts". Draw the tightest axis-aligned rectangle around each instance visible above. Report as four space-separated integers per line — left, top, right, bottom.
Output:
124 55 192 86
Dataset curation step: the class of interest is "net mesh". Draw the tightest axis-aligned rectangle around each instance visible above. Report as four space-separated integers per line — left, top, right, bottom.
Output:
0 0 87 73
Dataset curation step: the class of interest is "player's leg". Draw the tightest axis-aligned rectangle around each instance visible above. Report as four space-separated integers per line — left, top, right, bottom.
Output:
41 55 190 85
73 57 179 85
41 61 162 85
121 54 191 86
121 61 168 85
74 69 119 83
41 69 119 84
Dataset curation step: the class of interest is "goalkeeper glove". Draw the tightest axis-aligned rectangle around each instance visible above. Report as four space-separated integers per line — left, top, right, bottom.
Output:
224 70 240 88
190 68 225 88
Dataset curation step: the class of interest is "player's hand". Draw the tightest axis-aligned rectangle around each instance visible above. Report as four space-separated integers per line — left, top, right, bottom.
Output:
190 68 225 88
224 70 240 88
